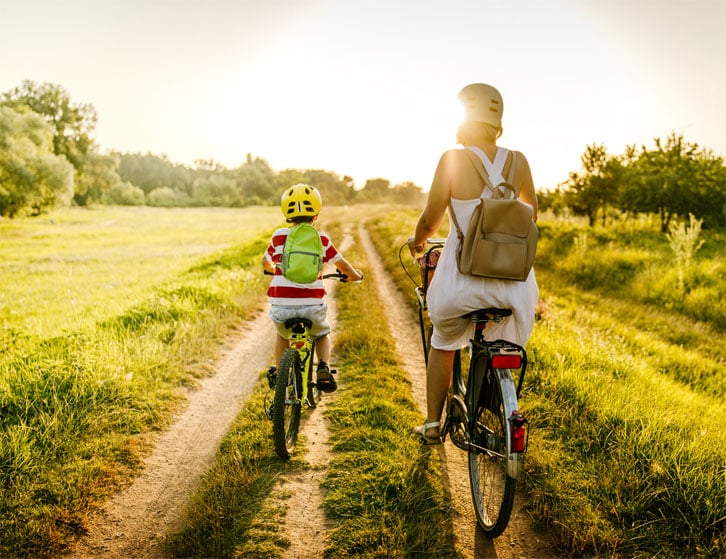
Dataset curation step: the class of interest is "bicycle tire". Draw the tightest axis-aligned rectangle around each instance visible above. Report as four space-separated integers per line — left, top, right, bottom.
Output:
467 360 517 537
272 348 302 459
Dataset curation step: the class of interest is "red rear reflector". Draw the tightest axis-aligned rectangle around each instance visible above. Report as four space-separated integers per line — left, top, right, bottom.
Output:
292 342 305 349
511 411 527 452
491 354 521 369
511 423 526 452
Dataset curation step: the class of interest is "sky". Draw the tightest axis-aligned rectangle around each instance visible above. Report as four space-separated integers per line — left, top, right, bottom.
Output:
1 0 724 191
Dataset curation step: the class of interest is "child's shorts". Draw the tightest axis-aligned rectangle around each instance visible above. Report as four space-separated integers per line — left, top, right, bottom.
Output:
269 303 330 339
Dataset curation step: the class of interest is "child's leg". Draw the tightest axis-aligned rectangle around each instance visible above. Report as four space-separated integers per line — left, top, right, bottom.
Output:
275 333 289 366
315 334 331 364
314 333 336 392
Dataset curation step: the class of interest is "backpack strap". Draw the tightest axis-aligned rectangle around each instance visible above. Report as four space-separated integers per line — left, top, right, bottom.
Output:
448 147 520 242
467 146 507 187
464 147 519 200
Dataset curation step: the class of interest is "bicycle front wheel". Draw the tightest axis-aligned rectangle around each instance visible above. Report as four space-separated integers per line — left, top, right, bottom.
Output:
272 348 302 459
468 364 517 537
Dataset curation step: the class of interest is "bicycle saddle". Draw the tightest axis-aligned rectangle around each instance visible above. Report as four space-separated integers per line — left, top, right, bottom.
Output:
465 308 512 323
283 317 313 331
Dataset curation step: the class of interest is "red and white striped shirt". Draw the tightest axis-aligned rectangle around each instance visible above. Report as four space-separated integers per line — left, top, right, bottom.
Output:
264 226 341 305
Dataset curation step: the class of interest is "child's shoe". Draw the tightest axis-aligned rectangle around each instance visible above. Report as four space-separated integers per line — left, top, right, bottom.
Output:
315 361 337 393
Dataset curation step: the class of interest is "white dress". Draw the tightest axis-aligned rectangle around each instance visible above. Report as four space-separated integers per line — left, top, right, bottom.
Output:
426 149 539 351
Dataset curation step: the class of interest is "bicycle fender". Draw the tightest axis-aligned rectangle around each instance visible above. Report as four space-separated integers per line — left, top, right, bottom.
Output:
495 368 524 480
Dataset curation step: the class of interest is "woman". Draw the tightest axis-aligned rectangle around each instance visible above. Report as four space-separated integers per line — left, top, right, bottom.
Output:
408 83 539 444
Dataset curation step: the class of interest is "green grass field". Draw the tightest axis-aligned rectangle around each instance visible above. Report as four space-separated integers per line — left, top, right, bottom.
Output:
0 206 281 557
0 206 280 338
0 206 723 558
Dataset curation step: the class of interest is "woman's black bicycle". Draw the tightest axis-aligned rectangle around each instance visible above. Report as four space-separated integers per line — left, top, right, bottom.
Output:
265 271 350 460
401 239 529 537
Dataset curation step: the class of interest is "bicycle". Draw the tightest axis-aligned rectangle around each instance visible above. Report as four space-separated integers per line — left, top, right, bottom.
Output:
265 271 351 460
400 239 530 537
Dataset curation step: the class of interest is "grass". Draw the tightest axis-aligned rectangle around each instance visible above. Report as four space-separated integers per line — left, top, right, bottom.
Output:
0 206 281 557
367 208 725 558
0 205 280 338
321 235 457 558
2 205 724 557
536 218 726 330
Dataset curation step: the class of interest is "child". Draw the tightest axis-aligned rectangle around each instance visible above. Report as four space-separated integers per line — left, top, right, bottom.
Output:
262 183 362 392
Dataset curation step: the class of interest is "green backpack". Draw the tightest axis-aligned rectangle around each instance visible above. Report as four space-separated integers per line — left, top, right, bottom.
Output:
280 222 324 283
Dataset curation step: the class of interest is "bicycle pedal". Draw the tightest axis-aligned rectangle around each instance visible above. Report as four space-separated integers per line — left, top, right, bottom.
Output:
266 366 277 389
265 404 274 420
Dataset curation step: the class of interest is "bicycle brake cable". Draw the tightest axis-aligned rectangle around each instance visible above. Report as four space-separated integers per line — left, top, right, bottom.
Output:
398 242 421 288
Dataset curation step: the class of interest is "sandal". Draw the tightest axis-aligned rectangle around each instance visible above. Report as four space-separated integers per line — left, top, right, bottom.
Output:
412 420 442 445
315 363 337 393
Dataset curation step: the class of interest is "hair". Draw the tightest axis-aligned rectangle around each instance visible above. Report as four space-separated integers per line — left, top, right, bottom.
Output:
456 121 502 146
288 215 315 224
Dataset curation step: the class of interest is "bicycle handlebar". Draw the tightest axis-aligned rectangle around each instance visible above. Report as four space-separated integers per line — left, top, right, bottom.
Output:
263 270 363 283
323 270 364 283
399 238 445 289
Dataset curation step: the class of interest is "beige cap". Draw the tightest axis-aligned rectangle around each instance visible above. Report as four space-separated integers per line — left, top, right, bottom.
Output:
458 83 503 127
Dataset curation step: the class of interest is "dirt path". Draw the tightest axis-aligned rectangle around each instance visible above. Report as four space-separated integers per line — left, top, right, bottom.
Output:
70 310 276 559
70 222 554 559
357 223 556 559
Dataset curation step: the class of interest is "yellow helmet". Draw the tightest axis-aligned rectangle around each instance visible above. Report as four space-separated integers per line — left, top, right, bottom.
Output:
280 184 322 220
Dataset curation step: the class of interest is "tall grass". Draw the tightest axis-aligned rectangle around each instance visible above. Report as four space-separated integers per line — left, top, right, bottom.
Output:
0 206 280 557
536 219 725 330
367 209 725 558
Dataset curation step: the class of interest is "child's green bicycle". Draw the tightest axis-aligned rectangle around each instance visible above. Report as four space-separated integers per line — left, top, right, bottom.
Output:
402 239 530 537
266 271 349 460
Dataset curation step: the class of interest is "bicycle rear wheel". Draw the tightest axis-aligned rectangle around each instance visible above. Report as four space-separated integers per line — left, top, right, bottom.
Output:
272 348 302 459
468 363 516 537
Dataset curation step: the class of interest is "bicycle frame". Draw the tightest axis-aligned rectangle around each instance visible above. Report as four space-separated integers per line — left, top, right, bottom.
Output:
286 319 316 406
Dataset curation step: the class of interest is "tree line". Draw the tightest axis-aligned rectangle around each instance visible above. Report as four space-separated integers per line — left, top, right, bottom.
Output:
540 137 726 231
0 81 425 217
1 80 724 230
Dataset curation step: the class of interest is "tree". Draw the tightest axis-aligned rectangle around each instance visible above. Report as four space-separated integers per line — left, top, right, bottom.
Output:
619 133 726 231
537 185 569 216
117 152 193 195
390 181 425 206
231 154 275 203
274 168 356 207
147 187 189 207
299 169 355 206
104 181 145 206
1 80 97 173
564 143 622 226
191 174 240 206
0 106 74 217
73 150 123 205
359 178 391 203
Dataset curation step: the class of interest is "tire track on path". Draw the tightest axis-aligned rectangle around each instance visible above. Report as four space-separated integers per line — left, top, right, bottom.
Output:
70 309 276 559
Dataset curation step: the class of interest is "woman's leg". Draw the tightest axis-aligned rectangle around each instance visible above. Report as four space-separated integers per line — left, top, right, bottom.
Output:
425 348 455 436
